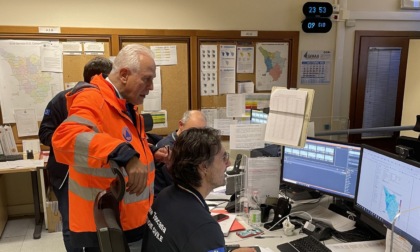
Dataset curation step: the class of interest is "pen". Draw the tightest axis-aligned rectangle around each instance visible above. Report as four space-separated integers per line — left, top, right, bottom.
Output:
255 235 282 239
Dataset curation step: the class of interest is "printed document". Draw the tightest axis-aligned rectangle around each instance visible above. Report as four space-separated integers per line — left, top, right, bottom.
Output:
264 87 314 147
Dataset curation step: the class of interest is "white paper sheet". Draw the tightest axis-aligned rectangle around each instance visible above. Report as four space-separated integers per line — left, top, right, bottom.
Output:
247 157 281 201
151 45 177 66
14 108 39 137
264 88 308 146
226 94 246 118
229 124 265 150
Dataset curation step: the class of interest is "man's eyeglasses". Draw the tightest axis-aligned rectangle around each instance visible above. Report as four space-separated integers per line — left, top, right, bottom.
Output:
222 152 230 163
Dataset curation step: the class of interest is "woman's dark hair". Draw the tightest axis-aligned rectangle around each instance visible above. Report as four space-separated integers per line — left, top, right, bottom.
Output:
170 127 221 188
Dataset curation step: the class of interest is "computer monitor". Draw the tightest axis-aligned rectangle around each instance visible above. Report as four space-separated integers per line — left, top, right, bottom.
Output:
281 137 361 200
355 145 420 248
250 108 268 124
249 108 280 157
396 136 420 162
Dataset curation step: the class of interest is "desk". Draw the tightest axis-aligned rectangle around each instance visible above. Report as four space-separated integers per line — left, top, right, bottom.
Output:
225 215 311 250
221 195 387 251
0 160 45 239
225 215 386 252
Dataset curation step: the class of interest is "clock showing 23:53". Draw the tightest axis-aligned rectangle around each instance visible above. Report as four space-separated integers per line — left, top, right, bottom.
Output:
302 2 333 33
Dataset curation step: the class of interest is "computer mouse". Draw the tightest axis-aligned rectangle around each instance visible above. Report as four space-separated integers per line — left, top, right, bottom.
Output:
314 226 333 241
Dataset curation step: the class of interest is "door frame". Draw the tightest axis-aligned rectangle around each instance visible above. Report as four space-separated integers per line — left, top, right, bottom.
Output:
349 31 420 152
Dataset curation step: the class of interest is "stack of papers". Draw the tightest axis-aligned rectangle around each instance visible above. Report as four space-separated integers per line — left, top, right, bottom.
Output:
327 239 385 252
0 159 44 170
294 205 356 232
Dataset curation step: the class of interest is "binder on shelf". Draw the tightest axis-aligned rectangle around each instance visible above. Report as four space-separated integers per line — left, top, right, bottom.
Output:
0 125 19 156
264 87 314 148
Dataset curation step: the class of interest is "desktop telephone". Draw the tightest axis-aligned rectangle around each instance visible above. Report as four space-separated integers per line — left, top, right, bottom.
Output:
302 221 332 241
263 197 291 230
226 154 242 175
225 193 239 213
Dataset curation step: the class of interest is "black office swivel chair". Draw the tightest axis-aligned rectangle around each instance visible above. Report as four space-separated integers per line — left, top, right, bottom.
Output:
93 161 130 252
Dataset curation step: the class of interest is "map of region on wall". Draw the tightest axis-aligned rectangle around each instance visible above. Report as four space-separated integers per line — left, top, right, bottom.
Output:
255 42 288 91
0 40 64 123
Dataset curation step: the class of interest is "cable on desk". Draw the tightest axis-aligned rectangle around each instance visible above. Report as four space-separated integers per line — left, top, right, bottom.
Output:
267 211 313 232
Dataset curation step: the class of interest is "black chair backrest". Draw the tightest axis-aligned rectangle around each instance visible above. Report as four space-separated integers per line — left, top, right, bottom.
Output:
93 161 130 252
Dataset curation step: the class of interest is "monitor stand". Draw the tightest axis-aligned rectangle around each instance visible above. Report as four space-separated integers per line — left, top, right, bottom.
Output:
284 186 321 201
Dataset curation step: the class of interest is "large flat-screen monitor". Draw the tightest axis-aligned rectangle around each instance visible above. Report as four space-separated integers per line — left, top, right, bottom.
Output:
281 138 361 200
355 145 420 248
250 108 268 124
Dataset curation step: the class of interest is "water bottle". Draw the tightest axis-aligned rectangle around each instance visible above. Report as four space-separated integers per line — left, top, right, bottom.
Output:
248 190 261 227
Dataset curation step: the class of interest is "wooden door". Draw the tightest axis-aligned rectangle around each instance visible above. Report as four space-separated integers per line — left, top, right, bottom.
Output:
349 31 420 152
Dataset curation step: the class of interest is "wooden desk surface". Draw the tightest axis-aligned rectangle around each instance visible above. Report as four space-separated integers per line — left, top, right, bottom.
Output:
0 166 37 174
0 160 44 174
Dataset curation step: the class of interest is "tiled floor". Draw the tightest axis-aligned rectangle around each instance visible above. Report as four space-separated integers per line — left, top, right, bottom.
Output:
0 217 65 252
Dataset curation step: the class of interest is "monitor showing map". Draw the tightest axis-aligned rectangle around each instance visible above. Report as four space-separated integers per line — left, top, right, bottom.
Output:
355 145 420 248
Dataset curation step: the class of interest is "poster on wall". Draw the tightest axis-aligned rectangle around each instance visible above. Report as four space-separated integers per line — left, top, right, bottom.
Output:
200 44 218 96
0 40 64 123
300 50 332 84
255 42 288 91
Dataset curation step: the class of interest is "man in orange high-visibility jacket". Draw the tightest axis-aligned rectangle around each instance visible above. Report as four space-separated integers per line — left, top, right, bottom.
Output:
52 44 156 251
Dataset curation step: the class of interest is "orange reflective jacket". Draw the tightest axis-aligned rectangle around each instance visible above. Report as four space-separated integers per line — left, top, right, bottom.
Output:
52 75 154 247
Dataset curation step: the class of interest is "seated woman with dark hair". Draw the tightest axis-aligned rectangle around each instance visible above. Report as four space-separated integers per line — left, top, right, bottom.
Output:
143 127 256 252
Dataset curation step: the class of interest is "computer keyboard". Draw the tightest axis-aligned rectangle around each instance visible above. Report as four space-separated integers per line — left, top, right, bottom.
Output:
277 235 331 252
331 226 385 242
0 154 24 162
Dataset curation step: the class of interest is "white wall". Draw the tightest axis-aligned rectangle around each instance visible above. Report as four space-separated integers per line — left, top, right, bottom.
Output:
1 0 418 123
401 40 420 138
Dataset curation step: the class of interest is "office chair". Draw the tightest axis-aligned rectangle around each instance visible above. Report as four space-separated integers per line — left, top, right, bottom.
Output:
93 161 130 252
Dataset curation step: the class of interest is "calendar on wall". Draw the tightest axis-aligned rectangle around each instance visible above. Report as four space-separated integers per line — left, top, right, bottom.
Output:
300 50 332 84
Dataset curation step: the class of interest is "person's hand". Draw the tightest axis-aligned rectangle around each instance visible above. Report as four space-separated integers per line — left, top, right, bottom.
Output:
124 157 148 195
153 146 171 164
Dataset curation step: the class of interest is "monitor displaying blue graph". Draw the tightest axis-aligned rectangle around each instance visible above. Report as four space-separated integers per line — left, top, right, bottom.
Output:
355 145 420 248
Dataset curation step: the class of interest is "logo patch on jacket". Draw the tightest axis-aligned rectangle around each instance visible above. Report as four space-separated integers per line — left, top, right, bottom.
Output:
44 109 51 116
122 126 133 142
208 248 225 252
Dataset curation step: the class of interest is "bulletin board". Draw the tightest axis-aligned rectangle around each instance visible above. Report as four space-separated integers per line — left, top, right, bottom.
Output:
0 32 111 151
122 38 190 136
196 31 300 109
0 27 300 151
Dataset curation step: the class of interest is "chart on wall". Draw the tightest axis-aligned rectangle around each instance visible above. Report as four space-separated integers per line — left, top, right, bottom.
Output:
0 40 64 123
255 42 288 91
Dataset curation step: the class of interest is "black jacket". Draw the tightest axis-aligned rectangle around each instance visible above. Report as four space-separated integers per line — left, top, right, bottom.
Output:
39 88 70 190
154 131 177 195
143 184 225 251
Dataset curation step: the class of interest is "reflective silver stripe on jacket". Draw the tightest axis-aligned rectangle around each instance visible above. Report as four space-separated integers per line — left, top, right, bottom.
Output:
149 161 155 172
69 176 151 203
69 161 153 203
68 177 103 202
66 114 154 203
124 185 151 204
64 115 100 133
73 132 115 178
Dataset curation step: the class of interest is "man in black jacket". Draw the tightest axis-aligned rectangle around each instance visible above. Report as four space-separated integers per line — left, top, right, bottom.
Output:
38 56 112 252
153 110 207 196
